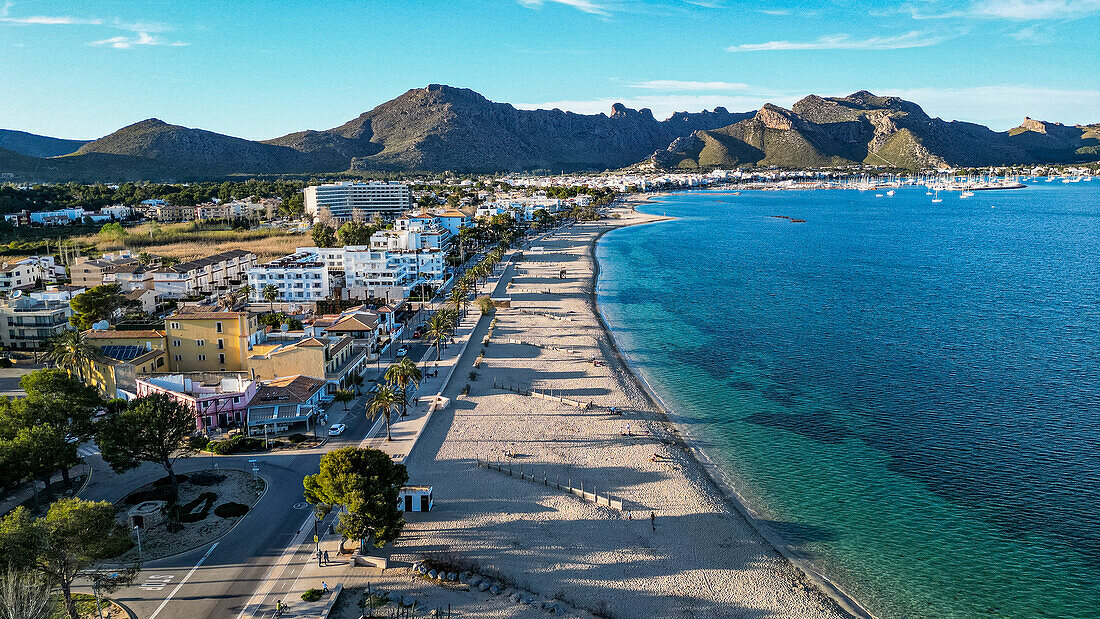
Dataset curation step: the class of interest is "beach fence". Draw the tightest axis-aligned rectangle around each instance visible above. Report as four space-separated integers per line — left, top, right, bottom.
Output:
476 457 624 511
503 338 588 359
493 378 592 409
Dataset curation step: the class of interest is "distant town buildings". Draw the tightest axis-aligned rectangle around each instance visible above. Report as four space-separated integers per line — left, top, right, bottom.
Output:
305 182 413 222
0 294 72 350
151 250 256 299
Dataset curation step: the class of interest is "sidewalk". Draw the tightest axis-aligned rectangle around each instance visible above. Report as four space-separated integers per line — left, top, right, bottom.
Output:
358 258 515 464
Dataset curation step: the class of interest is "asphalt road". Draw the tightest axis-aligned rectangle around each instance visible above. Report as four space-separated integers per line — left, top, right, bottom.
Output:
74 331 437 617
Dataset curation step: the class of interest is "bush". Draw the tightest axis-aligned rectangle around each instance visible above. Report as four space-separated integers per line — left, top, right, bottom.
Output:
288 433 308 444
189 471 226 486
174 491 217 524
153 474 189 487
302 588 323 602
0 358 11 368
209 435 263 455
187 435 211 451
124 485 177 505
213 502 249 518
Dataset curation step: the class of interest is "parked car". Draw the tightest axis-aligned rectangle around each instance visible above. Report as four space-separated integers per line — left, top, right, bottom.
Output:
328 423 346 436
395 346 409 358
413 324 427 338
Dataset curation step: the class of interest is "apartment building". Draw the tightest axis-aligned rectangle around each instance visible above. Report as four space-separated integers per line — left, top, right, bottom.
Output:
245 375 327 437
165 311 264 372
304 182 412 222
0 260 41 293
80 328 168 399
135 373 257 431
71 252 142 289
152 250 256 299
246 252 330 303
247 332 366 390
0 294 72 350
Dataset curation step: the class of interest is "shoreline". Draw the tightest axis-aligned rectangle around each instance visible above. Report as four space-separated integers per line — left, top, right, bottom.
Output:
589 194 875 619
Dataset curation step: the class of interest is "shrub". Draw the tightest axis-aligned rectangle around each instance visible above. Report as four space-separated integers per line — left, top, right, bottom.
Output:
301 588 323 602
213 502 249 518
124 485 177 505
209 435 263 455
0 358 11 368
187 435 211 451
153 474 189 487
189 471 226 486
175 492 217 524
288 433 308 444
477 297 494 315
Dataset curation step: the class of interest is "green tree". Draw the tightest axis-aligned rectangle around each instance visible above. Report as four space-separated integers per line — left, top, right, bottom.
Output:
384 357 422 418
95 393 197 491
0 567 56 619
336 221 375 246
0 499 134 619
366 385 400 442
426 312 450 361
302 447 408 550
69 284 124 330
311 224 337 248
333 389 355 411
97 222 127 242
46 331 97 382
262 284 279 311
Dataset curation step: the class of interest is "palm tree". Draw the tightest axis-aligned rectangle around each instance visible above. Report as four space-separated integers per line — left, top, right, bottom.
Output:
447 286 468 319
385 357 422 417
366 385 400 441
426 312 449 361
47 330 96 381
262 284 279 311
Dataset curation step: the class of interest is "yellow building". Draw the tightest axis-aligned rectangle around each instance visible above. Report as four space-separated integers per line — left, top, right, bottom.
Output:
165 311 263 373
247 334 366 390
81 329 168 399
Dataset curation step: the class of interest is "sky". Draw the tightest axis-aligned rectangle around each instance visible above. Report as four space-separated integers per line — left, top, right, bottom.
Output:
1 0 1098 140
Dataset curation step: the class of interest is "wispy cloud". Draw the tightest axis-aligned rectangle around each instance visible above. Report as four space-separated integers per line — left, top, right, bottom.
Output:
0 3 185 48
880 85 1100 128
628 80 750 91
907 0 1100 19
516 0 613 16
970 0 1100 19
91 32 186 49
728 31 947 52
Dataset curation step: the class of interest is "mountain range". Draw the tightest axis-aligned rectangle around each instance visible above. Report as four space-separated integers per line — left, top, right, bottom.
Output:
1 85 1096 181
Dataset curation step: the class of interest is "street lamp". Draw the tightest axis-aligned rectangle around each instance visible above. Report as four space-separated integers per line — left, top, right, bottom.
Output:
134 525 142 560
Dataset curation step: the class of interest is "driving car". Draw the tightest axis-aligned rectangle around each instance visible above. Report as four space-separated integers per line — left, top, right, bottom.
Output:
396 346 409 357
328 423 346 436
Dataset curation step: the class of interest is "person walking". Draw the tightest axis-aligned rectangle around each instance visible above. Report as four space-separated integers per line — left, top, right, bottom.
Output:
322 581 329 594
323 550 330 565
650 511 656 532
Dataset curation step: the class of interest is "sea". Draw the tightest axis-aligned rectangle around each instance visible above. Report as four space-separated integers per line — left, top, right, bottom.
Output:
595 180 1100 619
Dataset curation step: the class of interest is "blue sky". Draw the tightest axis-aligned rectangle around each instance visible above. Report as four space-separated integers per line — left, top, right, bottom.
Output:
1 0 1098 140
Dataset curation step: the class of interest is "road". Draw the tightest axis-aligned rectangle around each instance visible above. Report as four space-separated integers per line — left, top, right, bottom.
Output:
74 318 435 616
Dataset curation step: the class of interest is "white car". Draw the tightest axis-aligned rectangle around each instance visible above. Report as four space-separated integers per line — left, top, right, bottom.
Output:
328 423 346 436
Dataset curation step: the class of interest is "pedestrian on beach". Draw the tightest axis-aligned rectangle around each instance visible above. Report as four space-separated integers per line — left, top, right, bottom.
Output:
322 581 329 594
651 511 656 532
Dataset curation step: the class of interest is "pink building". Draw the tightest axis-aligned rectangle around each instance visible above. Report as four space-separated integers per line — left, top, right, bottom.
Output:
135 372 257 432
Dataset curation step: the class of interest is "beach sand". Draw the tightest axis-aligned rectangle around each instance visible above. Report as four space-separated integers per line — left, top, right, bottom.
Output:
396 204 852 618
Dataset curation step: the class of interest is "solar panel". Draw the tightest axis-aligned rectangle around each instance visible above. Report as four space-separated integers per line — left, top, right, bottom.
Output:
99 345 145 361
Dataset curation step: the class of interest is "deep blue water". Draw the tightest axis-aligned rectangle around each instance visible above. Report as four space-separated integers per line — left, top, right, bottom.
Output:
596 182 1100 618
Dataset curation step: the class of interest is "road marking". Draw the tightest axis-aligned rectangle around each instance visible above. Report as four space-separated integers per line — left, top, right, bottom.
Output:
148 542 219 619
139 574 174 591
234 512 316 619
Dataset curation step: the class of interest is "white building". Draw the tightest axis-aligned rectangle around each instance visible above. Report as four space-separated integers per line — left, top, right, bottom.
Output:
304 182 413 222
0 260 41 293
152 250 256 299
246 252 330 303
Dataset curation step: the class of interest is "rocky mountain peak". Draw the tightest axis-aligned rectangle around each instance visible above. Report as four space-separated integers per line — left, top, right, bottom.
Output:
755 104 798 131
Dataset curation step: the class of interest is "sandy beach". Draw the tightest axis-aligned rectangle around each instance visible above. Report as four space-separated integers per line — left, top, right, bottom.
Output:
397 200 854 618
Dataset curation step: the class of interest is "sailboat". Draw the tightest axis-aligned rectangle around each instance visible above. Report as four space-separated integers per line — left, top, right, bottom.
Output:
960 190 974 199
931 189 942 203
886 189 896 196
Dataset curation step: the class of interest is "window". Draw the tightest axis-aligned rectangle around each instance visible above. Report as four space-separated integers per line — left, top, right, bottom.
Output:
218 353 225 364
174 354 182 361
170 322 179 330
196 339 205 347
217 338 224 350
198 354 206 361
172 339 181 347
157 357 165 368
216 322 223 333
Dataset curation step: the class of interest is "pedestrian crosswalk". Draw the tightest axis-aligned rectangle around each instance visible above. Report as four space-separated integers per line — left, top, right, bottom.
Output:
77 445 99 458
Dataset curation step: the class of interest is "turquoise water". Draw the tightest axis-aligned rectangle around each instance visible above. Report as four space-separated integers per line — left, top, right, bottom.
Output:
596 183 1100 618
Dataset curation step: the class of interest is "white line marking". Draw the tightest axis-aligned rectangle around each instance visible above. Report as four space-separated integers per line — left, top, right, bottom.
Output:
235 512 316 619
148 542 219 619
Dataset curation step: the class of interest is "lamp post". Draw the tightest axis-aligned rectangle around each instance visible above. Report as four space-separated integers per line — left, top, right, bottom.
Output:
134 525 142 560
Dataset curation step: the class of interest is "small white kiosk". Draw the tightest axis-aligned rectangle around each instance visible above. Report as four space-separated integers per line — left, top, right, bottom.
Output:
398 485 433 512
